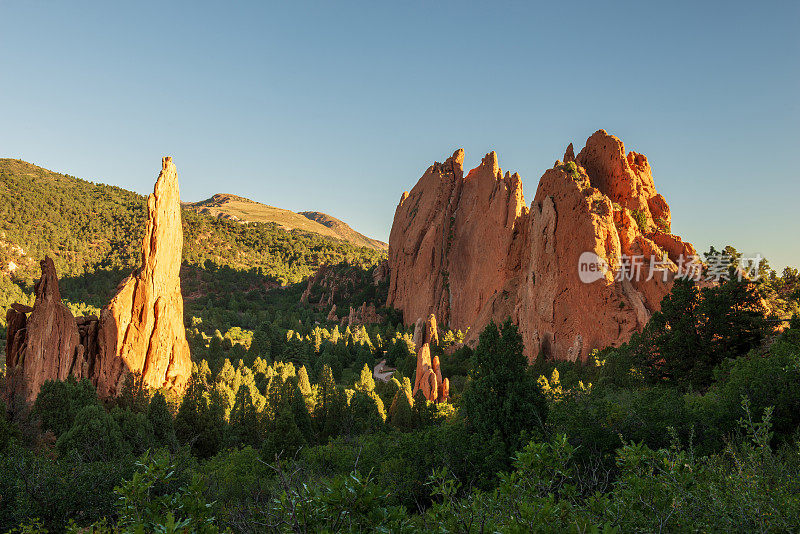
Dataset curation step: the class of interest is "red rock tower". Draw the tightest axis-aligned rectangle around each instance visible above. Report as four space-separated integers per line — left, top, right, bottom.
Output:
4 157 192 402
387 130 698 362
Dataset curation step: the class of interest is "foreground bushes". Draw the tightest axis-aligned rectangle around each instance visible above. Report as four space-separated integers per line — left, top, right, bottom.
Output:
425 402 800 532
8 399 797 533
3 298 799 532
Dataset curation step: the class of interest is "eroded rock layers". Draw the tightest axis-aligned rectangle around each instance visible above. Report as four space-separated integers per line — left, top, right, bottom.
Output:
387 130 697 362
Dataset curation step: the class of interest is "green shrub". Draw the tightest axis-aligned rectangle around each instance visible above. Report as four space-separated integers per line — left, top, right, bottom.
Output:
56 405 130 462
627 208 649 234
33 377 99 438
114 451 219 533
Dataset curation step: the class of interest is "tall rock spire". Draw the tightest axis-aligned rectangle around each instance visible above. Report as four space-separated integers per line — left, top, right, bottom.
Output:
96 157 191 397
5 257 84 402
4 157 192 403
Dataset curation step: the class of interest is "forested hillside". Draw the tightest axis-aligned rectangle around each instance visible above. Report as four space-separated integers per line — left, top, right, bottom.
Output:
0 158 385 338
186 193 388 250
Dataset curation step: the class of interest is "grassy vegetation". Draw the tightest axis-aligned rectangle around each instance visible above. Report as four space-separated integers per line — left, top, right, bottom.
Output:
628 207 650 234
187 193 387 250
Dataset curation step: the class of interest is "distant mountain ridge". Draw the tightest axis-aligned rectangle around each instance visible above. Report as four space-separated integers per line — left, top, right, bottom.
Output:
0 158 385 296
299 211 387 251
186 193 387 250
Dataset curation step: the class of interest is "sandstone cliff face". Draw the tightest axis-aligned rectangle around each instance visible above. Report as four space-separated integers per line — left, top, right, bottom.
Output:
387 130 697 362
4 157 191 402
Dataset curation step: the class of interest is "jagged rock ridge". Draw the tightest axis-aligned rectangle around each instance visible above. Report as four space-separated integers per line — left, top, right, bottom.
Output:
387 130 698 362
5 157 192 401
299 262 387 327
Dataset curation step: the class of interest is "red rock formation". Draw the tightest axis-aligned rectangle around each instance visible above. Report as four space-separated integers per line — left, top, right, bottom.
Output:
346 305 358 327
4 157 192 402
387 130 697 362
340 301 382 327
301 263 386 325
95 157 191 397
326 304 339 322
411 317 425 349
299 264 330 305
372 260 389 285
360 302 380 324
5 258 86 402
5 308 27 373
425 314 439 347
412 314 449 402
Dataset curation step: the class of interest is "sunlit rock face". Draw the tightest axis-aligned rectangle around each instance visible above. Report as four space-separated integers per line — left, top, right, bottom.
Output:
387 130 697 362
412 314 448 403
95 157 191 397
5 158 191 402
5 257 84 403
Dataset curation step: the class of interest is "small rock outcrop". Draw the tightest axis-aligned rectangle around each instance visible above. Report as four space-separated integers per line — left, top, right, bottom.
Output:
387 130 698 362
412 314 449 403
299 263 385 326
372 260 389 285
6 258 84 402
326 304 339 322
340 301 382 328
4 157 192 402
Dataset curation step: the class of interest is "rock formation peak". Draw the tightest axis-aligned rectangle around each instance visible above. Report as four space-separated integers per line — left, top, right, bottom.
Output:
387 130 698 362
5 257 83 402
95 156 191 397
412 314 448 403
5 158 191 402
477 151 500 179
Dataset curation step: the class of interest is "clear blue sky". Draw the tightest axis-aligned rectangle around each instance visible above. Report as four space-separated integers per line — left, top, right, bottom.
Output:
1 1 798 269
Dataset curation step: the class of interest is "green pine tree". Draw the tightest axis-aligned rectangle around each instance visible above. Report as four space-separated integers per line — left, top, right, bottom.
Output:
461 319 548 456
354 363 375 393
147 391 177 450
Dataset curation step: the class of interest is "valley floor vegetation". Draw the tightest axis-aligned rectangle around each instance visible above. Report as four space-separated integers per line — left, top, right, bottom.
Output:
1 161 800 532
1 264 799 533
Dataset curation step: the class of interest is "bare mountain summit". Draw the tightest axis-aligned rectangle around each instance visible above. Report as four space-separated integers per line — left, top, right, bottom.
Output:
186 193 387 250
299 211 387 251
